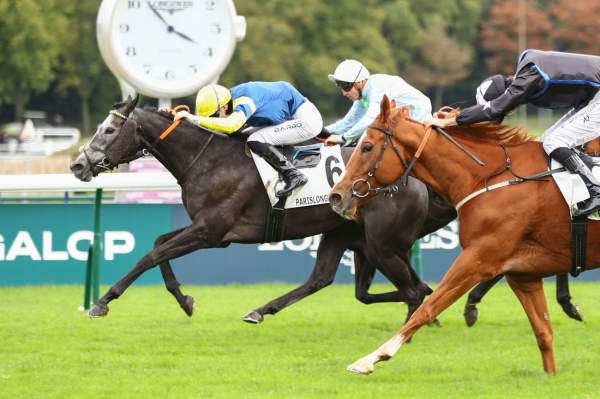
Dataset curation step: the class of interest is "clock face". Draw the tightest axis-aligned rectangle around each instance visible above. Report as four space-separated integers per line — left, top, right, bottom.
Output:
100 0 240 97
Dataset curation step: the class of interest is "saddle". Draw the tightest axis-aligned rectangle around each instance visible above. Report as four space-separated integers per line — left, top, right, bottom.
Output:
549 150 600 277
279 144 322 169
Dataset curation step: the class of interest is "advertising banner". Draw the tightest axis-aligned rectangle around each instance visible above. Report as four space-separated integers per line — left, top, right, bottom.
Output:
1 204 598 286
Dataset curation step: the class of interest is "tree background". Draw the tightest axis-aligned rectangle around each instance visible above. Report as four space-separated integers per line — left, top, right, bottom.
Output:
0 0 596 133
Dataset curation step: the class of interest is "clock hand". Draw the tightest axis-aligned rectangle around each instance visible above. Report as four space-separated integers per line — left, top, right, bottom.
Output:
172 29 198 44
147 2 170 29
147 1 196 43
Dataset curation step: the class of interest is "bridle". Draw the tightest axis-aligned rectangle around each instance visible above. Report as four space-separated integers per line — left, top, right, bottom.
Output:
130 105 215 185
81 104 216 184
79 109 147 175
351 121 486 198
350 123 409 198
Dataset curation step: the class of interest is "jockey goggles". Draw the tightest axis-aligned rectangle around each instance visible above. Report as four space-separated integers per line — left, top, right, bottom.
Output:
334 65 365 92
335 80 355 92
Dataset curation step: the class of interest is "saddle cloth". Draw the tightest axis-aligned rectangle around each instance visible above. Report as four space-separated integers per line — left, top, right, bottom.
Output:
251 144 345 209
551 158 600 220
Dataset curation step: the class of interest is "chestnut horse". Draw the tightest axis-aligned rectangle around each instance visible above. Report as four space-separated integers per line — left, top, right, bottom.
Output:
329 96 600 375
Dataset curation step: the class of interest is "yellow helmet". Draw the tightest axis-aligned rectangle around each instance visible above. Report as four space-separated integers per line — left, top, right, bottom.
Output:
195 84 232 117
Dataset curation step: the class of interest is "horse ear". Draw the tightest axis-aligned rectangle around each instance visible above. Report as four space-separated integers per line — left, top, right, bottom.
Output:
122 94 139 116
400 106 411 119
390 99 397 109
380 95 391 122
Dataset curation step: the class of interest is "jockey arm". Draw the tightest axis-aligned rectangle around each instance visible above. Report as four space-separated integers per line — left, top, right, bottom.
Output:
456 67 544 125
341 85 427 144
341 94 391 144
180 96 257 134
187 112 247 134
325 100 365 145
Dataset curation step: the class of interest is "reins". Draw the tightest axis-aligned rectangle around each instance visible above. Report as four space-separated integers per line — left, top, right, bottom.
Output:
351 122 486 199
159 105 190 140
455 144 562 211
433 127 486 166
142 104 215 185
108 104 215 185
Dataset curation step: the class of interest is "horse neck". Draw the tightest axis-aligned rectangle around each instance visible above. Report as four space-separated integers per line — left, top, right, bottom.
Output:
135 109 240 183
394 124 498 207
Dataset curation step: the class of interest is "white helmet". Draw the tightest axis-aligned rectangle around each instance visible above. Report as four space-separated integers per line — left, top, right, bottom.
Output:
328 59 370 83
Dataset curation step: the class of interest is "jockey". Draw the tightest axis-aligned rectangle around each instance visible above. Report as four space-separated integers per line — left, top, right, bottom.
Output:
429 49 600 217
323 59 432 146
174 81 323 197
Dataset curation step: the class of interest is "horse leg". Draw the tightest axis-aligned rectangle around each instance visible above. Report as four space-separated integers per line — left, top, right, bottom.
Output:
242 227 350 324
149 228 196 317
555 274 583 321
505 275 556 374
355 251 432 324
159 263 195 317
463 274 504 327
346 248 495 374
88 224 210 318
352 251 414 304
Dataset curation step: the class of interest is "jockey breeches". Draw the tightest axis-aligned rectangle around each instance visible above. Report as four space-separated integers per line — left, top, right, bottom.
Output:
542 90 600 154
247 101 323 146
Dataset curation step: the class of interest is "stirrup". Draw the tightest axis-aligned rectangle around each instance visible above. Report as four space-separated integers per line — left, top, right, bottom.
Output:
574 196 600 217
276 174 307 197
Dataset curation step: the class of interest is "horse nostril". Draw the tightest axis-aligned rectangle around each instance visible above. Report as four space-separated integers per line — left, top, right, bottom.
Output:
329 192 342 206
70 162 83 173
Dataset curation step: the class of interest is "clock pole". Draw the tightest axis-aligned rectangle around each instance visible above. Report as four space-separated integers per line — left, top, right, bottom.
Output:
118 79 136 101
158 98 172 109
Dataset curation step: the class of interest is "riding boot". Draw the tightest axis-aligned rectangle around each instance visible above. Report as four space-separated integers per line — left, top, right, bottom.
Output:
574 180 600 216
561 152 600 216
247 141 307 197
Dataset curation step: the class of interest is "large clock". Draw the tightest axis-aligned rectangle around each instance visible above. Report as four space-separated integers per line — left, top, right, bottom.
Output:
97 0 246 98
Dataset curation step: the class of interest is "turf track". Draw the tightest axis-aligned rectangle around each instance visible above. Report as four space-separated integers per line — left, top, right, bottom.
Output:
0 283 599 398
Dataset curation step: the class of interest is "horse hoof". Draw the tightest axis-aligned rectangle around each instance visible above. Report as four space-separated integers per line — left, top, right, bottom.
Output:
88 303 109 318
428 318 441 327
347 361 373 375
463 303 478 327
242 310 264 324
181 295 195 317
563 303 584 322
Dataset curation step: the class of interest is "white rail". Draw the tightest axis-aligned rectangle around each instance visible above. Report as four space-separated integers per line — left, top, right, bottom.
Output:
0 172 180 192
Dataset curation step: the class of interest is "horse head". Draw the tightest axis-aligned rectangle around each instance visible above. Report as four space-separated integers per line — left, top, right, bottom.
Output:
329 95 415 219
71 95 143 181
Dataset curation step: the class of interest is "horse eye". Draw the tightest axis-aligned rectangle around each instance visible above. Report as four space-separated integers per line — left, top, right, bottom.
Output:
105 126 115 134
362 143 374 153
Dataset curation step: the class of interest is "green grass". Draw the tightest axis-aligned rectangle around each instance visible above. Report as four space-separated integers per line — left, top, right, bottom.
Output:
0 283 599 399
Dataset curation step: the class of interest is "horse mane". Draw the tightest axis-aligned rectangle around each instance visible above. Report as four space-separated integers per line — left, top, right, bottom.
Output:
391 106 535 146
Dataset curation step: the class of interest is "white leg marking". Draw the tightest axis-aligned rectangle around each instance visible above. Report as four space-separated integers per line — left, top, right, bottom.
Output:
347 334 405 375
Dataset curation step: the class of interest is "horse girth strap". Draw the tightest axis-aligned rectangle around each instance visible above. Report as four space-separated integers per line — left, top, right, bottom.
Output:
571 217 588 277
